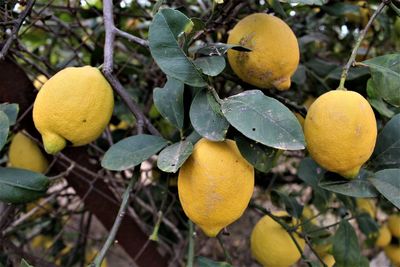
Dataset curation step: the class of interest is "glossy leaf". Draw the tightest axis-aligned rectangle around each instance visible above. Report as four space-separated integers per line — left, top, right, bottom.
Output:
221 90 305 150
153 77 185 129
287 0 327 5
235 135 278 173
195 43 251 56
149 8 206 87
102 134 168 171
333 220 369 267
292 64 307 85
367 79 395 118
0 103 19 125
319 170 378 198
157 140 193 173
194 56 225 77
298 157 326 188
369 169 400 209
370 114 400 170
0 111 9 151
0 167 49 204
363 54 400 107
190 90 229 141
196 256 232 267
356 213 379 238
267 0 286 18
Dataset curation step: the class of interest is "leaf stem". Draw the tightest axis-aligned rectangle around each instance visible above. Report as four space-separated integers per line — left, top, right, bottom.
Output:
217 235 232 264
186 220 195 267
337 0 389 90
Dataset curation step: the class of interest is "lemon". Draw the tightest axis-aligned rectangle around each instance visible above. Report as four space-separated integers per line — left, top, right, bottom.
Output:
315 242 333 257
376 225 392 247
8 132 48 173
388 214 400 238
178 138 254 237
302 205 317 224
356 198 376 218
384 245 400 267
33 66 114 154
322 254 335 267
304 90 377 179
227 13 299 90
251 211 305 267
33 74 48 90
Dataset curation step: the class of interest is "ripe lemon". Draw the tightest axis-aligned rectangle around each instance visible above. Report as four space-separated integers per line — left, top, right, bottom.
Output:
322 254 335 267
304 90 377 178
388 214 400 238
356 198 376 218
384 245 400 266
8 132 48 173
178 138 254 237
250 211 305 267
227 13 299 90
33 66 114 154
33 74 48 90
376 225 392 247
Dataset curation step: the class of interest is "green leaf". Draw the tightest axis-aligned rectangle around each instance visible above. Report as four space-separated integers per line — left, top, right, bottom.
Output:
292 64 307 85
153 77 185 129
190 90 229 141
0 103 19 125
157 140 193 173
322 2 360 16
102 134 168 171
327 66 369 80
363 54 400 107
235 135 278 173
0 111 10 151
20 259 34 267
221 90 305 150
367 78 395 118
195 43 251 56
369 169 400 209
149 8 206 87
271 190 303 218
286 0 327 5
196 256 232 267
0 167 49 204
194 56 226 77
370 114 400 171
356 213 379 238
319 170 378 198
267 0 287 18
333 220 369 267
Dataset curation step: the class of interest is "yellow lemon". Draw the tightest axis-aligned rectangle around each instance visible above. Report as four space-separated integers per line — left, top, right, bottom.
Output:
314 242 333 257
251 211 305 267
227 13 299 90
322 254 335 267
33 74 48 90
356 198 376 218
302 205 318 224
294 112 305 129
8 132 48 173
304 90 377 179
31 235 53 250
178 138 254 237
33 66 114 154
376 225 392 247
384 245 400 267
388 214 400 238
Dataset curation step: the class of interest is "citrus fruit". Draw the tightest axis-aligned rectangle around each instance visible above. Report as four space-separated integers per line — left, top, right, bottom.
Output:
33 66 114 154
388 214 400 238
250 211 305 267
178 138 254 237
322 254 335 267
376 225 392 247
33 74 48 90
8 132 48 173
384 244 400 267
227 13 299 90
356 198 376 218
304 90 377 179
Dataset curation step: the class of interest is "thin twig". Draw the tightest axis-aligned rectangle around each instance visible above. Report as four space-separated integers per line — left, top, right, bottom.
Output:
186 220 195 267
115 28 149 48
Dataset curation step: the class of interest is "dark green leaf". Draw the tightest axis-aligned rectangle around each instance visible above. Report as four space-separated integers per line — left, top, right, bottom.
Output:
235 135 278 173
356 213 379 238
196 256 232 267
298 157 326 188
369 169 400 209
271 190 303 218
0 111 10 151
196 43 251 56
333 220 369 267
194 56 225 77
327 66 369 81
221 90 305 150
102 134 168 171
292 64 307 85
0 167 49 204
322 3 359 16
153 77 185 129
267 0 287 18
190 90 229 141
305 58 337 77
319 170 378 198
157 140 193 173
0 103 19 125
186 130 202 145
287 0 327 5
363 54 400 107
149 8 206 87
370 114 400 170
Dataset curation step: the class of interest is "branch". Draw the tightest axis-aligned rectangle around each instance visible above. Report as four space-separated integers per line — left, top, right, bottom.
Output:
115 28 149 48
0 0 36 60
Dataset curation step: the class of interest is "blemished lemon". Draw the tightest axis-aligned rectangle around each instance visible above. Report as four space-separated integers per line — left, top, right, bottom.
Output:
376 225 392 247
8 132 48 173
251 211 305 267
227 13 299 90
178 138 254 237
356 198 376 218
304 90 377 179
33 66 114 154
388 214 400 238
322 254 335 267
384 245 400 267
